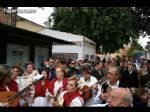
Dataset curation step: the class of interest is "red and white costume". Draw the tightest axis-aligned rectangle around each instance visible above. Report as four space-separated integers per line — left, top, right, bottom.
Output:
59 90 84 107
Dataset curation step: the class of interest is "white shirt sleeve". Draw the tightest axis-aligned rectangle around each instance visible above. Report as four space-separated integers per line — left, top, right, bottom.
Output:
30 85 35 97
94 85 102 104
0 102 9 107
45 88 50 100
33 73 44 81
70 97 84 107
90 76 98 87
19 98 26 106
90 103 108 107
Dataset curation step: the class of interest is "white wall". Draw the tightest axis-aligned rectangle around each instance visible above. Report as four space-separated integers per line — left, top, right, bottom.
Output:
52 45 83 60
52 44 96 60
38 29 83 42
38 29 96 60
82 39 96 60
83 46 96 60
51 34 96 60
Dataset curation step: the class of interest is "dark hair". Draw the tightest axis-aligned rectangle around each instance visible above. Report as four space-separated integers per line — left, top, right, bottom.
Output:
95 56 100 61
12 64 20 71
94 62 101 67
84 59 89 63
102 58 106 64
0 64 12 81
67 59 74 67
81 63 91 73
60 59 66 65
39 68 49 75
25 61 35 69
147 60 150 65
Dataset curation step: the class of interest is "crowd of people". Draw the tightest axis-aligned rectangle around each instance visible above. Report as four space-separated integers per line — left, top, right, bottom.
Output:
0 56 150 107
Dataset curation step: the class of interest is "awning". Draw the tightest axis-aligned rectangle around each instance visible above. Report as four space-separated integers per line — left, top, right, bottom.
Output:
0 23 74 45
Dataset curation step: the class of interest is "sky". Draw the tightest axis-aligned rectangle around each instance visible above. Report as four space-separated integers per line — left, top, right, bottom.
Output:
138 36 150 48
16 7 150 48
17 7 53 26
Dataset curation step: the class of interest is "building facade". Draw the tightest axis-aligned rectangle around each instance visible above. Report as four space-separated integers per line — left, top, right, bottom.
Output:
38 29 96 61
0 7 72 69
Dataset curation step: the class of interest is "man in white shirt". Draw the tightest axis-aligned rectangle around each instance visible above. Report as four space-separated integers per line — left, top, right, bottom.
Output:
94 66 125 105
78 63 98 106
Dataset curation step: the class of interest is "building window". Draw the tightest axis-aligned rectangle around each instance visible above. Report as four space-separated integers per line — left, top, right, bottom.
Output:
52 53 78 61
90 55 95 60
85 54 89 60
7 43 29 68
35 46 48 68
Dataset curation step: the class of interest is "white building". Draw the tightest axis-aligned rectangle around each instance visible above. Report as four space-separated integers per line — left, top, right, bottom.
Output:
38 29 96 61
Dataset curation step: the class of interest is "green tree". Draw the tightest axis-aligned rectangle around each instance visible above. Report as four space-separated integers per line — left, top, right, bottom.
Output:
45 7 141 53
134 7 150 37
127 39 144 57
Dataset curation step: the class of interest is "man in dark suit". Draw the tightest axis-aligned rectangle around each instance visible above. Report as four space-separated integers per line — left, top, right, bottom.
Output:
120 62 139 88
90 62 105 81
46 58 56 81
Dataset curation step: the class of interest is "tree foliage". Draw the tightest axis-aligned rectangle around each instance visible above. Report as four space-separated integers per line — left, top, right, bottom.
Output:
45 7 149 53
127 39 144 57
133 7 150 37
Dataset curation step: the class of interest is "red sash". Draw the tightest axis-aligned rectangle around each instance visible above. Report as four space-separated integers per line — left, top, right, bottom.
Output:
63 90 81 107
48 78 68 95
34 79 51 97
0 79 18 92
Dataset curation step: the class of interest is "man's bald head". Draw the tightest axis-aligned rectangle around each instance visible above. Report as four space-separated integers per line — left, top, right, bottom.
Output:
107 88 133 107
